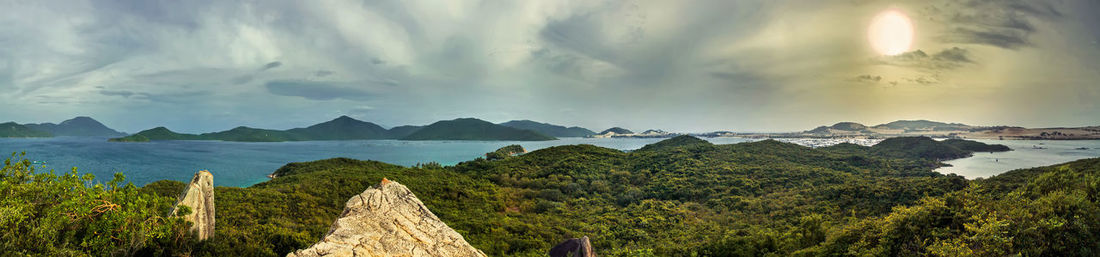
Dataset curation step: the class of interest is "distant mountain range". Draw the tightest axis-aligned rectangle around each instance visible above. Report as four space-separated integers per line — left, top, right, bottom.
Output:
806 120 969 135
404 118 556 141
110 116 559 142
794 120 1100 140
0 117 126 138
0 122 54 138
498 120 595 137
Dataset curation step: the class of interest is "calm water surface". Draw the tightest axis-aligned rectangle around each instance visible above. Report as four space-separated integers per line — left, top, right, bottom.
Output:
3 137 1095 187
937 139 1100 179
0 137 752 187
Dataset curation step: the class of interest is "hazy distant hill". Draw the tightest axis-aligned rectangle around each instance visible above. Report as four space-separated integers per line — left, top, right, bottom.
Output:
599 127 633 135
498 120 595 137
807 122 871 134
0 122 53 138
201 127 307 142
24 117 127 137
402 118 556 141
386 125 423 139
872 120 971 131
110 117 556 142
286 116 390 140
109 127 198 142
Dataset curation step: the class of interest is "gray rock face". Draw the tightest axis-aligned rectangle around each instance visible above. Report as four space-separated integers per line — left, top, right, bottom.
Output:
287 179 487 257
549 236 596 257
171 170 215 240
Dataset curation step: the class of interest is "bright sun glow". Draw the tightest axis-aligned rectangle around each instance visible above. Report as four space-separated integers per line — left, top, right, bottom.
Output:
868 10 914 56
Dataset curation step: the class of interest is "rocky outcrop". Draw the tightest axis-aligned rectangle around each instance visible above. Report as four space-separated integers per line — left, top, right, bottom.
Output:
287 179 487 257
549 236 596 257
170 170 215 240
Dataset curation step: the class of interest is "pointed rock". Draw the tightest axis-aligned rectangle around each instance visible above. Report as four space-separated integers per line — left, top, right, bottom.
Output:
287 180 487 257
549 236 596 257
170 170 215 240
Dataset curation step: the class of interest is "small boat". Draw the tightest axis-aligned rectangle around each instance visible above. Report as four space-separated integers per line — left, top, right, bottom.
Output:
1076 147 1090 150
1032 145 1046 149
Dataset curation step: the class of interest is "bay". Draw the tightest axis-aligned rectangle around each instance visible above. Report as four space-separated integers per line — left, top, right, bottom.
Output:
0 137 752 187
5 136 1096 187
937 139 1100 179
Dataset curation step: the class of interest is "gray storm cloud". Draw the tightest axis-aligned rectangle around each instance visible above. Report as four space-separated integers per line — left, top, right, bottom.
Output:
0 0 1097 133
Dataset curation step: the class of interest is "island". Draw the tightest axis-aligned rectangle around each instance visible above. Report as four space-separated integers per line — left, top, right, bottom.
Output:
1 117 127 138
498 120 595 137
110 116 557 142
401 118 556 141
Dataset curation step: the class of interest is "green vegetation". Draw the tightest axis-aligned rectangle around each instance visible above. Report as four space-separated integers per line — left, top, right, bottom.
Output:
201 127 306 142
402 118 556 141
598 127 633 134
109 127 198 142
635 134 712 152
0 153 192 256
863 136 1009 160
7 136 1098 257
810 158 1100 256
0 122 53 138
284 115 390 140
486 145 525 160
499 120 595 137
943 138 1012 152
166 136 985 256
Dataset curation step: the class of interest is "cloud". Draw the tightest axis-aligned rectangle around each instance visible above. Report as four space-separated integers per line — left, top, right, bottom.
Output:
928 0 1063 49
260 61 282 71
264 80 376 101
931 47 973 63
0 0 1097 132
877 47 974 71
100 90 136 98
854 75 883 83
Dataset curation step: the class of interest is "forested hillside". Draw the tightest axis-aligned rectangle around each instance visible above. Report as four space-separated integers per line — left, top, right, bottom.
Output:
3 137 1097 256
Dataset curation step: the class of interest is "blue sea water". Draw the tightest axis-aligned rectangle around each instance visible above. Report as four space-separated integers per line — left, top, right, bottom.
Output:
3 137 1097 187
0 137 753 187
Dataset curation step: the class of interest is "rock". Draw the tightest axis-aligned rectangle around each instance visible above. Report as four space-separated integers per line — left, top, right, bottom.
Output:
170 170 215 240
549 236 596 257
287 178 487 257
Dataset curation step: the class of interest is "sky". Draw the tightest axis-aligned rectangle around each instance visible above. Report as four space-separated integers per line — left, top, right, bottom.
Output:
1 0 1098 133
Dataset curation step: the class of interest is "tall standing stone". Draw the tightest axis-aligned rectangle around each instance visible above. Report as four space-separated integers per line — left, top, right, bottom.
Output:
549 236 596 257
170 170 215 240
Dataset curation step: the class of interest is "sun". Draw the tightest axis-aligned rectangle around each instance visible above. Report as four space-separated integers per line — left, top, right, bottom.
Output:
868 9 914 56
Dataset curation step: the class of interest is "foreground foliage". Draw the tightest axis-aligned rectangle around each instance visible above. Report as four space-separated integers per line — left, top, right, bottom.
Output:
0 153 191 256
5 137 1097 257
175 137 1014 256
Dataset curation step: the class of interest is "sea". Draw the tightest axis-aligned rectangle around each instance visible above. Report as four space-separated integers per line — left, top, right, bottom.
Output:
1 137 1097 187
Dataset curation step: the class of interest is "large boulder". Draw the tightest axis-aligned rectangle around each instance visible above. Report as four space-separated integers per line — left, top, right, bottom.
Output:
287 179 487 257
170 170 215 240
549 236 596 257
